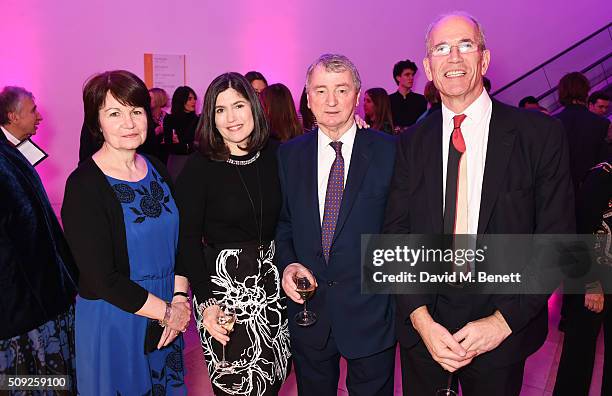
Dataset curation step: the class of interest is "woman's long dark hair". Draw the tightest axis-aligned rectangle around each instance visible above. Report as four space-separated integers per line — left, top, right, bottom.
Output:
299 87 316 131
170 86 197 115
260 83 302 142
364 87 394 133
198 73 268 161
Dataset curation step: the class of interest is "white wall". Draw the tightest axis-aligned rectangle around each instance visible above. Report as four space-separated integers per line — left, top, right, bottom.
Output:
1 0 609 207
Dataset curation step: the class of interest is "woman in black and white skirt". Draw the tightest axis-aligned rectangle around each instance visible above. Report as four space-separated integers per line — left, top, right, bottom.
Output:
174 72 290 395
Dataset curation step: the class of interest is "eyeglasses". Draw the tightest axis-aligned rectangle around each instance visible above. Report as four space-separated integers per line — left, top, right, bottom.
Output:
429 41 480 57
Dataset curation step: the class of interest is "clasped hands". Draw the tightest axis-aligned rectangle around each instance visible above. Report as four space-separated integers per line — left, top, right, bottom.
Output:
157 297 191 349
411 307 512 372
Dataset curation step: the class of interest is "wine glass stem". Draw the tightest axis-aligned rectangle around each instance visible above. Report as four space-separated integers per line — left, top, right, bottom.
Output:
303 300 308 314
222 344 226 362
446 372 453 391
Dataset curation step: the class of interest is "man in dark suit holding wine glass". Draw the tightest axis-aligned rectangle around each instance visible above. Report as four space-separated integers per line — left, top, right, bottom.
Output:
383 12 574 395
276 53 397 395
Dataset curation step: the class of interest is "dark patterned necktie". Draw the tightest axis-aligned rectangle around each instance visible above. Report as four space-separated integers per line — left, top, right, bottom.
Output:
321 141 344 262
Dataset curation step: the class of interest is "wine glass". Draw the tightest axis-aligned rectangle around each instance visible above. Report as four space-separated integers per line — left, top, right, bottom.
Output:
216 304 236 372
294 273 317 326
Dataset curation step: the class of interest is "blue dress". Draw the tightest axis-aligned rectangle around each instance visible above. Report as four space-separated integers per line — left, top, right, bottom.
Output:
75 159 186 395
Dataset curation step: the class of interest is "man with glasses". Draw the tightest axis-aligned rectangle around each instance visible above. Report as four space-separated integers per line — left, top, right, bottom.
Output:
384 13 574 395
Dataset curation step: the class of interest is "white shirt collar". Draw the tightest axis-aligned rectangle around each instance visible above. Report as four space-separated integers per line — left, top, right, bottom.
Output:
1 126 21 145
441 88 492 127
317 122 357 151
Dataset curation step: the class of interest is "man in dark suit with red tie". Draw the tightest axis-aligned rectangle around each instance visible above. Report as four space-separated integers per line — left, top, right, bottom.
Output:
275 54 397 395
383 13 574 396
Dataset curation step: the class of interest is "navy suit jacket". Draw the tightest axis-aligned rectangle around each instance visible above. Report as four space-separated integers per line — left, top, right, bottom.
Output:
275 128 397 359
384 100 575 368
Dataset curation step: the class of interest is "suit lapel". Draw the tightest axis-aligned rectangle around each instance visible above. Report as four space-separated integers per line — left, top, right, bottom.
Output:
302 132 322 244
332 129 372 242
478 100 516 233
425 114 444 232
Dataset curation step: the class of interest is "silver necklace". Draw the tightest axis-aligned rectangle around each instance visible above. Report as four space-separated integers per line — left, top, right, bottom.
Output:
226 151 260 166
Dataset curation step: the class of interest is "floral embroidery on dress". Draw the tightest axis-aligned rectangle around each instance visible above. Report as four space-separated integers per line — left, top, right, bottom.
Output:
111 170 172 223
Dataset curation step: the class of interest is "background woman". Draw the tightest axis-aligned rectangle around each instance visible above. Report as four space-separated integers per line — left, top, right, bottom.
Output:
260 83 303 142
163 85 198 179
298 87 317 132
245 71 268 95
175 72 290 395
149 87 170 163
363 87 394 134
62 70 190 395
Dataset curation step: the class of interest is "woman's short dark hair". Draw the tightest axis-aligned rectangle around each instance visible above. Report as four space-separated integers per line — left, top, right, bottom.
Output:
170 86 197 115
558 72 590 106
198 72 268 161
83 70 151 143
260 83 302 142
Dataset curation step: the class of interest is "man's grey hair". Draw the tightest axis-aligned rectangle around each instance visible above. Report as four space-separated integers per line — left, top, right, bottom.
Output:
425 11 487 55
0 86 33 125
305 53 362 92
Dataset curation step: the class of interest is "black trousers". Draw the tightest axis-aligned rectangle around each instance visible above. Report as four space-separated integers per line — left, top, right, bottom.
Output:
553 294 611 396
291 332 395 396
399 342 525 396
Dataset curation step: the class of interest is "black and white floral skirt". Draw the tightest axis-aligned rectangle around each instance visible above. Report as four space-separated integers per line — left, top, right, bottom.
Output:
0 305 76 395
194 241 291 396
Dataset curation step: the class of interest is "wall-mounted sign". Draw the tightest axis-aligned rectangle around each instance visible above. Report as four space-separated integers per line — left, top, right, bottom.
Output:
144 53 186 95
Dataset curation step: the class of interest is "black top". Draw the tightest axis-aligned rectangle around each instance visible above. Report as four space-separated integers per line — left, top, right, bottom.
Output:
61 155 179 313
174 141 281 300
555 104 609 193
389 91 427 128
163 112 198 155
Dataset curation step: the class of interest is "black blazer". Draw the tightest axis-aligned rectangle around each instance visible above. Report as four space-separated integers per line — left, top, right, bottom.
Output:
383 100 575 368
275 128 397 359
0 134 78 339
555 104 609 192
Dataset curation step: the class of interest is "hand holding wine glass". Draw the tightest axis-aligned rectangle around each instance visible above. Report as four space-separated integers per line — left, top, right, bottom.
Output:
281 263 318 303
294 271 317 326
216 303 236 372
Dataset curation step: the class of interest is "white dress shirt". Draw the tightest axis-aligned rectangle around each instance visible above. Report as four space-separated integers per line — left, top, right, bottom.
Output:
317 123 357 223
441 89 493 234
1 126 21 145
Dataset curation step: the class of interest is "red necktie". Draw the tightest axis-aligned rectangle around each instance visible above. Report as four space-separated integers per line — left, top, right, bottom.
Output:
321 141 344 262
444 114 469 276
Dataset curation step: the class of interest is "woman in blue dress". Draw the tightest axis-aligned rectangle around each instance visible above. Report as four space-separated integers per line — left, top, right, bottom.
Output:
62 70 191 395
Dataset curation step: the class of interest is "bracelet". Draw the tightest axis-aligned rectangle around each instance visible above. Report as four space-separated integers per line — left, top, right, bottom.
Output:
159 301 172 327
197 298 219 315
173 291 190 300
196 298 219 331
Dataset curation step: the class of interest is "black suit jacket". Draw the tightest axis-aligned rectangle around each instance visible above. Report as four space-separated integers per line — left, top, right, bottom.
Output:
275 128 397 359
555 104 609 192
383 100 575 368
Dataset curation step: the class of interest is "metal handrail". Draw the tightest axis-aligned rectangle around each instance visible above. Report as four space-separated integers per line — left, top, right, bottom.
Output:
491 22 612 97
535 52 612 102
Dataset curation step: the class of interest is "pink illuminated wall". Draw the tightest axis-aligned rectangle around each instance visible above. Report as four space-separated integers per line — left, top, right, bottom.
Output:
0 0 609 210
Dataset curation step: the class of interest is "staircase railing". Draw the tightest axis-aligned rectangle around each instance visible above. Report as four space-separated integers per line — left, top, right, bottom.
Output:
491 23 612 112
